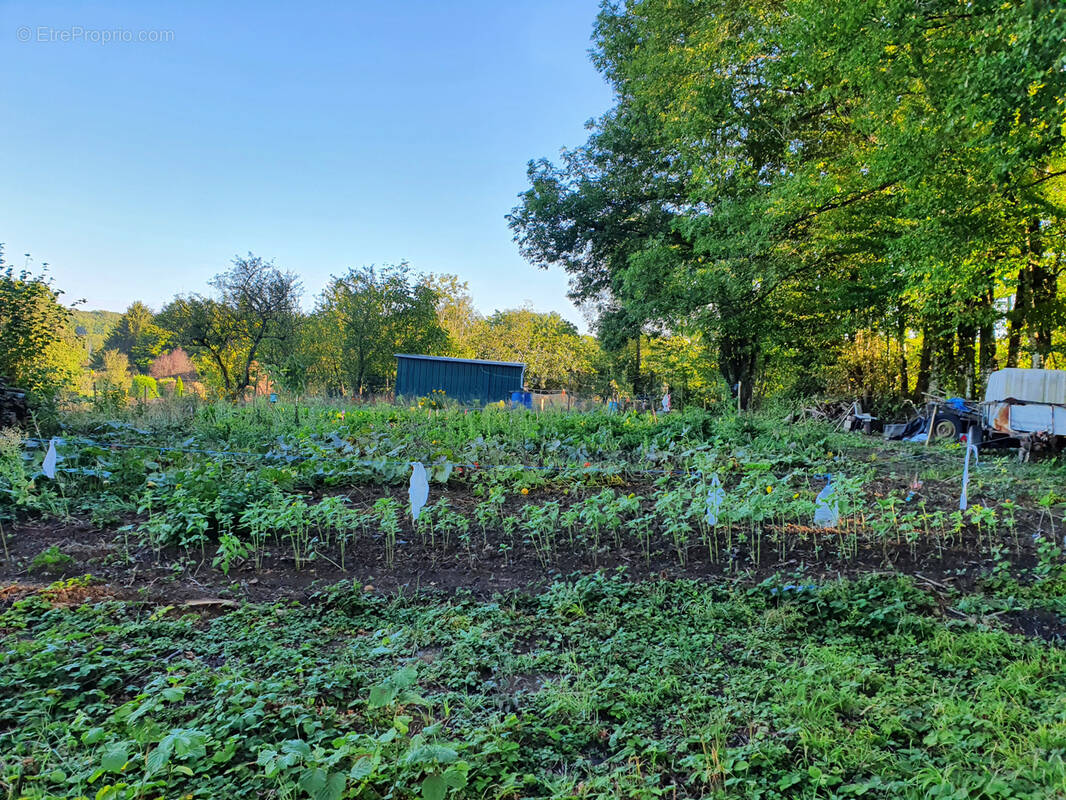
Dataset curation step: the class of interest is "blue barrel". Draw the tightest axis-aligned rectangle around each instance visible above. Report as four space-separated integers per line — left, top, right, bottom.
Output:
511 391 532 408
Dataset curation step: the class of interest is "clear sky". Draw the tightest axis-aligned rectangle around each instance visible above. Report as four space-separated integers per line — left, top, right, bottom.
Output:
0 1 613 329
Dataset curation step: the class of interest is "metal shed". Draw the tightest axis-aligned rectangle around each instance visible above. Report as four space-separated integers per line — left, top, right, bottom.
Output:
395 354 526 405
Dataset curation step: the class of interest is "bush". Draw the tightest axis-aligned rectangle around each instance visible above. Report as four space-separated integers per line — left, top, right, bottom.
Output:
129 375 159 400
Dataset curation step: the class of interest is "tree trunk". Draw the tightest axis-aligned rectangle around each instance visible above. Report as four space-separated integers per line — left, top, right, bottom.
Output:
978 286 997 391
718 332 758 410
897 318 909 397
1027 220 1055 366
914 327 932 400
935 327 955 395
630 337 642 398
956 322 976 398
1007 259 1030 369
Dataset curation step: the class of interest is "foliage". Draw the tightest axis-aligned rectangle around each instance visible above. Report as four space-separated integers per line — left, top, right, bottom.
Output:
101 302 171 374
69 309 122 357
96 349 133 397
312 262 447 395
149 348 197 382
0 248 82 403
473 308 596 390
425 274 482 359
129 375 160 401
511 0 1066 405
1 573 1064 798
159 254 302 401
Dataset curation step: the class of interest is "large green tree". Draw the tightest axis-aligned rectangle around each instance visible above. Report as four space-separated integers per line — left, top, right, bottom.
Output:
159 254 302 401
472 309 596 390
312 263 447 395
101 301 171 373
0 248 82 402
512 0 1066 405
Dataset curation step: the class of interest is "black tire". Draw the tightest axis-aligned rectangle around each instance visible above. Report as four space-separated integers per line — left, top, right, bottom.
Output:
931 413 962 441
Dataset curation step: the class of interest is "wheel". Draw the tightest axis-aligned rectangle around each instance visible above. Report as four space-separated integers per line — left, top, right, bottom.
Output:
931 413 962 441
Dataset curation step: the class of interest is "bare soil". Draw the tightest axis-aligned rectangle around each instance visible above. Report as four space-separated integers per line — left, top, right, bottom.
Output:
0 475 1055 612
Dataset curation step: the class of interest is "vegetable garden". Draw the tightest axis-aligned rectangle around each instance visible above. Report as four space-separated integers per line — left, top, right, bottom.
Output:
2 402 1065 799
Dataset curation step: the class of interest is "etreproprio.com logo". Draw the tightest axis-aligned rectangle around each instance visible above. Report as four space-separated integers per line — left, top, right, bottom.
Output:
16 26 175 44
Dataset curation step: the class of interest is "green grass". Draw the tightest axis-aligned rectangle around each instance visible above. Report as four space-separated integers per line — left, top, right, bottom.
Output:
2 573 1065 799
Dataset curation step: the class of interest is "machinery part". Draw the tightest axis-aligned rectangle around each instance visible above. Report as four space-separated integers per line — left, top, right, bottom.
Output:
930 412 962 441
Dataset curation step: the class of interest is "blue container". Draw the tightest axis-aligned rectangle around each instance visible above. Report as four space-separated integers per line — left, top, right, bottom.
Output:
511 390 532 408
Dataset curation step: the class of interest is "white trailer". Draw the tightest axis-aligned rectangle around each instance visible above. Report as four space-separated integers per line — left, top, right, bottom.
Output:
925 368 1066 459
982 368 1066 438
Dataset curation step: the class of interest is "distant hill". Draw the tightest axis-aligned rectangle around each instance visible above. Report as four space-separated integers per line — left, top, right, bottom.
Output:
70 309 122 357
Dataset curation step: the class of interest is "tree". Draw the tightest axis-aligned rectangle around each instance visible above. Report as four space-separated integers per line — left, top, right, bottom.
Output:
512 0 1066 405
472 309 596 390
129 374 160 400
159 254 302 401
149 348 197 382
101 302 171 373
313 263 447 394
0 247 82 402
97 349 132 396
425 274 482 358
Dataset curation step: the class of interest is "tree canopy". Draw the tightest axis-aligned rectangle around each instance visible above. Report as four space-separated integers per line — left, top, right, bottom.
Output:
0 248 82 402
511 0 1066 406
159 254 302 402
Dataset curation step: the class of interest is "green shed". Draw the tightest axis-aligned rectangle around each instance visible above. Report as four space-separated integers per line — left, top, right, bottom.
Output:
395 354 526 405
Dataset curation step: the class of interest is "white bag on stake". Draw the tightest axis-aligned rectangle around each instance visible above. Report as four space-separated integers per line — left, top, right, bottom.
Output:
42 438 58 480
706 473 725 527
814 474 839 528
408 461 429 522
959 443 978 511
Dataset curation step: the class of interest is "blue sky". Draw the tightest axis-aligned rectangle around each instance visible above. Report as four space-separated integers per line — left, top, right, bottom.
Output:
0 1 613 329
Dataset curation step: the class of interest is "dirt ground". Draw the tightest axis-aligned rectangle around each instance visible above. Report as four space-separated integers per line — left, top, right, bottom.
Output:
0 474 1054 604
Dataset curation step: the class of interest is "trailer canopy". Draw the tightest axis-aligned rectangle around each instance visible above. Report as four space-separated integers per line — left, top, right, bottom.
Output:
984 368 1066 405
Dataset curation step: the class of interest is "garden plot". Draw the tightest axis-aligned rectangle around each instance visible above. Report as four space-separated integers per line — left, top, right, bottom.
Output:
2 405 1065 798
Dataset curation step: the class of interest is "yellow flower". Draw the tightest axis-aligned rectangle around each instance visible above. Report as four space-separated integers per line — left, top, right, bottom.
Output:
521 487 529 495
793 492 800 499
765 486 773 494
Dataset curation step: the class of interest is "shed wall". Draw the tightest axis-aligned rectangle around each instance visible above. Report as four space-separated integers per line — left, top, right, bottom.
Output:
395 356 524 404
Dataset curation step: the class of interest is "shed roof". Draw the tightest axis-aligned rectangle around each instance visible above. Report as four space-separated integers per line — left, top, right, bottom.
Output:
395 353 525 369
